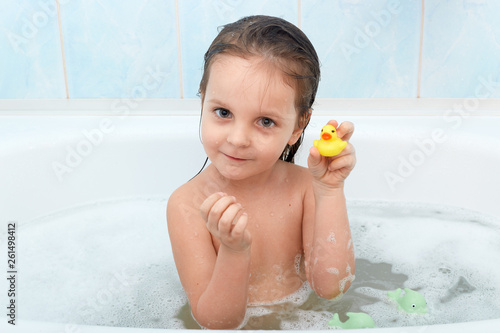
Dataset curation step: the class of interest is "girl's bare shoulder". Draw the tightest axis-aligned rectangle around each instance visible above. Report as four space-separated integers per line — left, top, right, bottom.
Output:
275 161 313 196
167 173 208 222
279 160 313 181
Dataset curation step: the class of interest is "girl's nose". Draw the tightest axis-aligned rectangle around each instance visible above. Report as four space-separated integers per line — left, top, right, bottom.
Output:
227 124 251 147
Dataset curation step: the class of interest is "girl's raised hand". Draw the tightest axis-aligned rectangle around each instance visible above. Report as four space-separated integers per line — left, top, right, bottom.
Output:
307 120 356 191
200 193 252 253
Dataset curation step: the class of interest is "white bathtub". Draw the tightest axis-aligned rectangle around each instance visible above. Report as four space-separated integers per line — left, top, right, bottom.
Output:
1 99 499 333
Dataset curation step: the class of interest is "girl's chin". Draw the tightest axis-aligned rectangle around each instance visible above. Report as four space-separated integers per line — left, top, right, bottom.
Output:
211 162 256 181
217 168 250 180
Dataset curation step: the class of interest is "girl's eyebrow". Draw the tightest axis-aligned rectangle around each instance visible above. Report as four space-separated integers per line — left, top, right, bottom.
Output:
259 110 284 120
259 106 293 120
206 97 287 120
205 98 231 109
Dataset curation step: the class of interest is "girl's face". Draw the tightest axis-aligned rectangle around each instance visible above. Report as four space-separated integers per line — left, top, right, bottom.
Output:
201 55 303 181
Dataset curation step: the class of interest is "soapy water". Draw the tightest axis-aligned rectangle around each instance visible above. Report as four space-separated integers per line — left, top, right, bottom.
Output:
11 198 500 329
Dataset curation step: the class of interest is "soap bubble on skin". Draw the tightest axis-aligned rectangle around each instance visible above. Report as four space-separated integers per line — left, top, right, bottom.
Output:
326 267 339 275
327 232 336 244
339 271 355 294
329 291 344 302
294 253 302 275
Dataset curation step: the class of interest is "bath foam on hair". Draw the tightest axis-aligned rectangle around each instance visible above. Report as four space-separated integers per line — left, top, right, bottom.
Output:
11 198 500 329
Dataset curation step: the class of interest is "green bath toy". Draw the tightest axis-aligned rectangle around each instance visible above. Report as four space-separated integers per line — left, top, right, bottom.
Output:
328 312 377 329
387 288 427 314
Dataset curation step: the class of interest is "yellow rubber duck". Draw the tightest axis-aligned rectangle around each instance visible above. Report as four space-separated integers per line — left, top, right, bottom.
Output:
313 124 347 157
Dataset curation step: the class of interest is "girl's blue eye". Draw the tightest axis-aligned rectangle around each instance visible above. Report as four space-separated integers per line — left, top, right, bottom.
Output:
215 108 231 118
260 117 275 128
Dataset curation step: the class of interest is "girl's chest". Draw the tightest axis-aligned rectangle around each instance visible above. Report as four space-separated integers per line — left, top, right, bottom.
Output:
212 193 304 258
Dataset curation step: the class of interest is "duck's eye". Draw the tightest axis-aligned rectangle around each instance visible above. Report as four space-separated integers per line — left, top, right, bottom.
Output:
412 304 416 308
331 129 335 133
321 129 323 132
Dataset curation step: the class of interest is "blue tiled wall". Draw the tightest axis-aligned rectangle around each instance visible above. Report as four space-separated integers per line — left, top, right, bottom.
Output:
1 0 499 99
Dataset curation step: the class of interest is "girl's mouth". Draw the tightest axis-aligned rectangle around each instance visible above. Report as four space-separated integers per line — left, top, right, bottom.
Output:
223 153 247 162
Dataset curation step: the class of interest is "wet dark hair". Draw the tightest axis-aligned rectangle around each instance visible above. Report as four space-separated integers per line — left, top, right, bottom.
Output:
199 15 320 163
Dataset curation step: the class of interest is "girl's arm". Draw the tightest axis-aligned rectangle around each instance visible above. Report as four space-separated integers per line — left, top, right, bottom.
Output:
303 120 357 299
167 191 251 329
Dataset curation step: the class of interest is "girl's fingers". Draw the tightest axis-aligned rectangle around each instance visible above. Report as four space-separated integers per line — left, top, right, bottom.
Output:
200 193 247 233
231 212 248 238
321 120 354 141
333 142 355 159
337 121 355 141
327 120 339 129
199 193 251 251
218 203 243 235
327 154 356 172
328 143 356 170
307 146 322 168
209 196 237 221
202 194 236 232
200 192 225 221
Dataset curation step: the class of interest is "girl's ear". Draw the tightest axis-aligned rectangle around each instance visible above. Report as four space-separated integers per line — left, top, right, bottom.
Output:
288 128 303 146
301 109 312 128
288 109 311 145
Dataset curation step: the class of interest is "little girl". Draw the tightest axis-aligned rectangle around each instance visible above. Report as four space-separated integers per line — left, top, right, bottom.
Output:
167 15 356 329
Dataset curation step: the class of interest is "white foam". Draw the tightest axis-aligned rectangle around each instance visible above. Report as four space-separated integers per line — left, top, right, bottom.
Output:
350 200 500 327
17 198 187 328
11 198 500 329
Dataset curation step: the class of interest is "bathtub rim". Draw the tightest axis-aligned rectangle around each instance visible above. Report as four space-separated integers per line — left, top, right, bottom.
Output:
0 98 499 116
4 317 500 333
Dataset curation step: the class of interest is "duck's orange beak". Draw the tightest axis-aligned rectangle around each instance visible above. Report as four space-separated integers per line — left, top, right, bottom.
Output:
322 132 332 140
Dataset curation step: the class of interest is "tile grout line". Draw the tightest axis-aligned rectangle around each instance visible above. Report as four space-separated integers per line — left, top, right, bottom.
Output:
416 0 425 98
297 0 301 29
56 0 70 99
175 0 184 99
